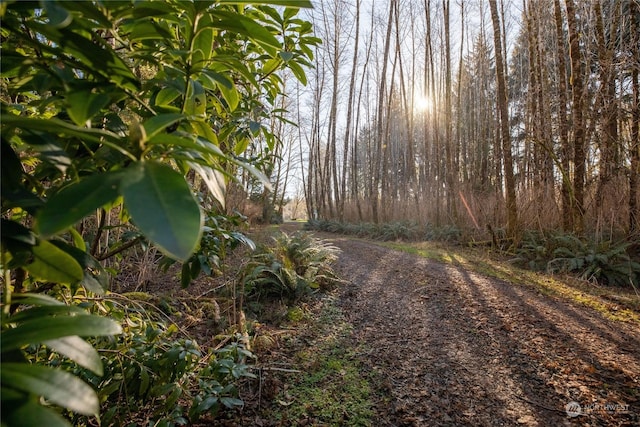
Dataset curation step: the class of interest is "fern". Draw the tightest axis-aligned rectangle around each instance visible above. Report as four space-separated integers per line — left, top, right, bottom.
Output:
242 232 340 303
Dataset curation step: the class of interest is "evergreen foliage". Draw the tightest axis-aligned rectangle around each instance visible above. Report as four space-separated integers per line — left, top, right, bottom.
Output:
1 1 317 425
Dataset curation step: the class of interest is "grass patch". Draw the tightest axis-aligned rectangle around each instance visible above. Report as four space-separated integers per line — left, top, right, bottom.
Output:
381 241 640 324
268 295 374 426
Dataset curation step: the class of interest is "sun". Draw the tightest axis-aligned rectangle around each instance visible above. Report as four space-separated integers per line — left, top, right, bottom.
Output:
414 95 433 112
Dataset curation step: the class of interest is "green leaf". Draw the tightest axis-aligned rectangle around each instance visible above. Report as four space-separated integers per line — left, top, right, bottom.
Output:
128 21 174 41
2 400 72 427
189 120 220 145
139 368 150 395
1 219 36 247
1 139 25 198
23 240 84 285
142 113 184 140
147 132 224 158
49 241 108 294
121 162 202 261
155 87 182 106
220 396 244 408
279 51 294 62
188 161 226 207
10 293 66 307
43 1 73 29
1 314 122 351
192 23 215 67
218 81 239 111
62 2 111 27
66 91 110 126
212 12 282 56
36 172 122 237
68 227 86 250
287 60 308 85
218 0 313 6
43 336 103 376
284 7 301 20
181 262 191 288
2 115 135 160
184 80 206 117
21 132 72 174
201 69 234 90
1 363 99 415
6 306 85 325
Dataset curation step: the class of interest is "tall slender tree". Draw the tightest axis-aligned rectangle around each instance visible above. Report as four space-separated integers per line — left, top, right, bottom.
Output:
489 0 518 238
565 0 586 234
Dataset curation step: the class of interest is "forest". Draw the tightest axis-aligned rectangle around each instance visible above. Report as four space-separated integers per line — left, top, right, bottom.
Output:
1 1 639 426
297 0 639 242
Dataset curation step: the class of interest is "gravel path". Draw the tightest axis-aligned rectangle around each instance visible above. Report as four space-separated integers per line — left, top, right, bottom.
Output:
329 236 640 426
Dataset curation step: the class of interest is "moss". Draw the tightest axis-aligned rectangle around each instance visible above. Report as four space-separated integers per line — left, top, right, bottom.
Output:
270 296 374 426
287 306 306 323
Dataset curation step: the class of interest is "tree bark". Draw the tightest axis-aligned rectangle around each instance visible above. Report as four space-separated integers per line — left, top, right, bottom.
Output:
489 0 518 239
372 0 396 223
553 0 573 231
630 0 640 235
340 0 360 221
565 0 586 234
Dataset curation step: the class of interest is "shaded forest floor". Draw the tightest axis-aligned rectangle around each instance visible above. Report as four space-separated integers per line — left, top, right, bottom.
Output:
238 225 639 426
129 224 640 426
328 236 639 426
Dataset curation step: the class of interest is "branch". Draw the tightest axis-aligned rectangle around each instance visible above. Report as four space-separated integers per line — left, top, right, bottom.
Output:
97 236 144 261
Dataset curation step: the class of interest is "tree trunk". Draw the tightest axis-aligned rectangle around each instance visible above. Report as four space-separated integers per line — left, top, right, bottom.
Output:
553 0 573 231
489 0 518 239
340 0 360 221
565 0 586 234
372 0 396 223
630 0 640 234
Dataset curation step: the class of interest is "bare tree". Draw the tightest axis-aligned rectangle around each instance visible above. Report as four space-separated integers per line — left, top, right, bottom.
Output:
565 0 586 234
630 0 640 234
489 0 518 238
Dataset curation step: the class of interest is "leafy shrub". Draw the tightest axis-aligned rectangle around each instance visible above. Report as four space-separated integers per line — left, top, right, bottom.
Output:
75 299 255 426
515 232 640 287
424 223 462 242
547 239 640 287
1 293 121 427
305 219 461 243
160 210 256 288
242 232 340 303
1 1 316 425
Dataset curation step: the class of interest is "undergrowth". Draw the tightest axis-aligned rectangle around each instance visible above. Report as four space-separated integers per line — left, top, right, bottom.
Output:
513 231 640 288
306 219 640 289
36 292 255 427
305 219 461 242
17 230 344 426
242 232 341 303
266 295 374 426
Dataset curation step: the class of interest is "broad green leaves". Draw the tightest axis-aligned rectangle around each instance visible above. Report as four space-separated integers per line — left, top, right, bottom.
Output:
2 364 99 415
36 172 122 237
23 240 84 284
34 160 203 262
219 1 313 6
121 162 203 261
66 92 111 127
1 294 122 426
1 1 318 425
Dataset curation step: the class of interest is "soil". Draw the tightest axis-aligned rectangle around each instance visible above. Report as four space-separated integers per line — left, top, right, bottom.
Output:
328 235 640 426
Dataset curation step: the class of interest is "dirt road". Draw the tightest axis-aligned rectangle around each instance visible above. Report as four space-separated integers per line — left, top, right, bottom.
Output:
328 236 640 426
